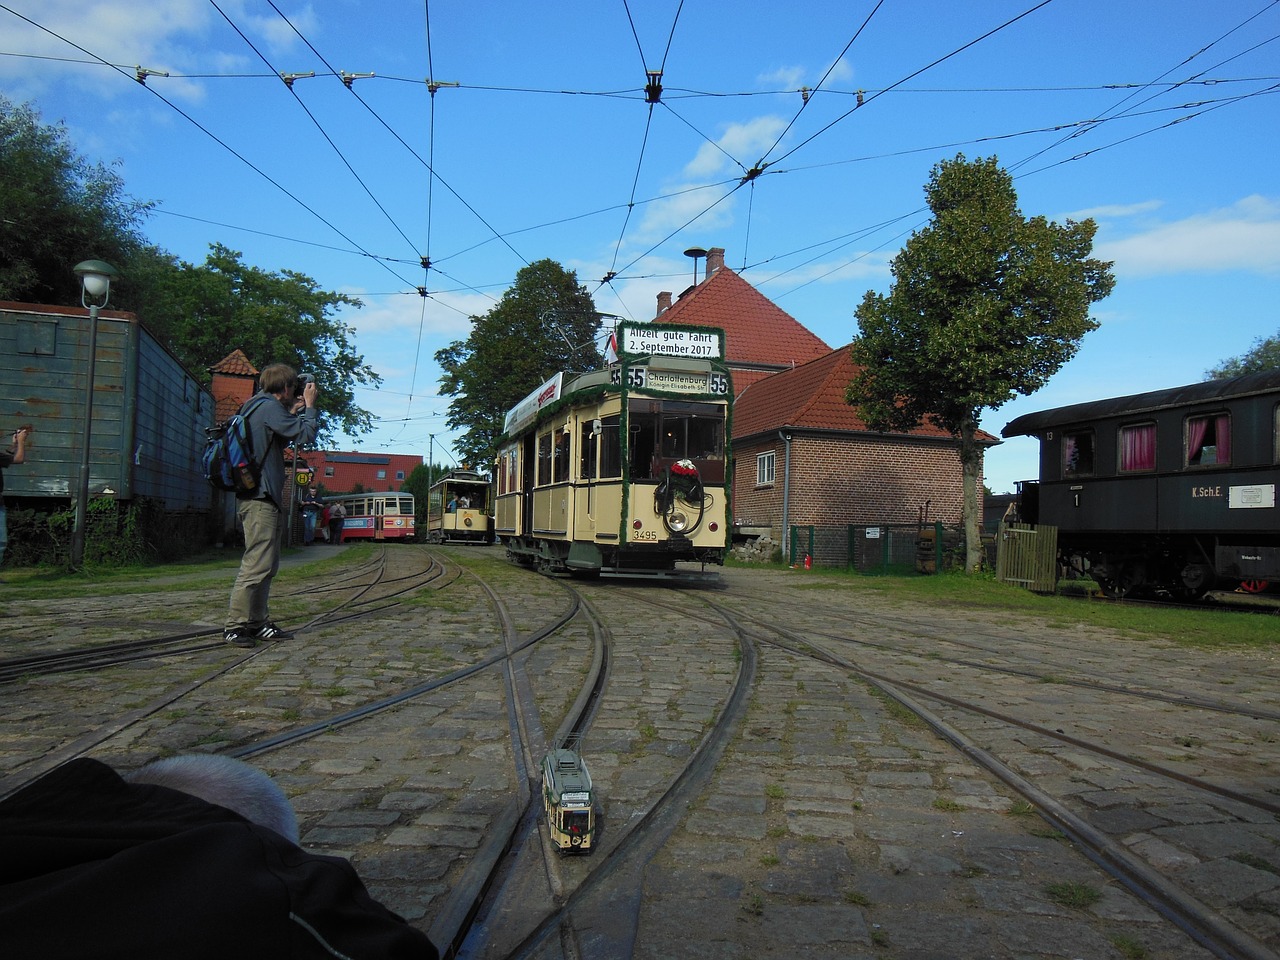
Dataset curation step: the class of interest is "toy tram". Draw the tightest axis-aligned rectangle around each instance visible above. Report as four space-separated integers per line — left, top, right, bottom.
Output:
495 320 732 579
541 736 595 853
327 492 416 541
425 469 492 544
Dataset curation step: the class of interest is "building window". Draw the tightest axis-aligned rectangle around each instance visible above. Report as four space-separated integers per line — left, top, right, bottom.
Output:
1119 422 1156 472
325 466 334 477
376 469 386 480
1186 413 1230 467
756 451 776 486
1063 430 1095 478
395 470 405 481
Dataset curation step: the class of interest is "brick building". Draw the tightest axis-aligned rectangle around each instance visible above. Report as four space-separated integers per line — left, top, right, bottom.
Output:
652 247 997 558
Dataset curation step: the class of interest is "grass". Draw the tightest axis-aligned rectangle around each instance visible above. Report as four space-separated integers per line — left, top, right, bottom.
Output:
1044 880 1103 909
765 566 1277 651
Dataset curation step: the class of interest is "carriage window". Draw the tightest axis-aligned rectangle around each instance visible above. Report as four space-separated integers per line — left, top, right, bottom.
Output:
1119 422 1156 472
508 448 519 492
1063 430 1095 477
1186 413 1230 467
553 429 570 484
599 415 622 479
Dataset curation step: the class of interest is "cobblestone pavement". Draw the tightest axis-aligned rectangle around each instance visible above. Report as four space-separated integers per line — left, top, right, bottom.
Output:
2 548 1277 959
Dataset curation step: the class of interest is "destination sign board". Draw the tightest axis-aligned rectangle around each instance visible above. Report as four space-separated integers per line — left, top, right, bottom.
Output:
619 322 723 360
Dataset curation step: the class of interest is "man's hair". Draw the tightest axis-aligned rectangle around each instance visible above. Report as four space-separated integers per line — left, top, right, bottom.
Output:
259 363 298 397
125 755 299 843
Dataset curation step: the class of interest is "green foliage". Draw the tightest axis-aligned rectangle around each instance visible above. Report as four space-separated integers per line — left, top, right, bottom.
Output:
436 259 602 466
0 96 152 306
5 497 206 569
1206 331 1280 378
847 154 1115 571
141 244 379 444
0 98 379 447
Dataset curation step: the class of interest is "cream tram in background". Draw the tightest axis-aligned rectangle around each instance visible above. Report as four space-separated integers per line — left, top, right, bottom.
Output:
495 321 731 578
425 468 492 543
541 736 595 853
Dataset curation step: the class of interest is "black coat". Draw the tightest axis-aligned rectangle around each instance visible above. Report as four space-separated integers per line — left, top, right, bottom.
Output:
0 758 437 959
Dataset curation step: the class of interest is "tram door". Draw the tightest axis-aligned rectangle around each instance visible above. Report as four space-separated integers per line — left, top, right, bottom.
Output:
521 433 536 536
373 497 385 539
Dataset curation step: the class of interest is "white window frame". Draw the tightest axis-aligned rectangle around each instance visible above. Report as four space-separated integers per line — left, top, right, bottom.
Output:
756 451 776 486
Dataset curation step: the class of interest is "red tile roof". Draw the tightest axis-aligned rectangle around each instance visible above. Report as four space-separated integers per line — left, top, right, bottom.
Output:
657 264 830 368
210 349 258 377
734 346 998 444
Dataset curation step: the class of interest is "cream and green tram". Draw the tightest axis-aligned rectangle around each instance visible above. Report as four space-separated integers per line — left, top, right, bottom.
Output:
496 321 731 578
425 469 491 543
541 738 594 853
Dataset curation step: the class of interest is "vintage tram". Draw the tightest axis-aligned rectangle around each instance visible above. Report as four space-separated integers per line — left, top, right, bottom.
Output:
495 321 732 578
425 469 492 544
1002 369 1280 598
540 736 595 853
326 492 416 541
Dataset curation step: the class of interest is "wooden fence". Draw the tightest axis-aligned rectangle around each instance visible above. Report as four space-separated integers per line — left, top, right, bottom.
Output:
995 522 1059 593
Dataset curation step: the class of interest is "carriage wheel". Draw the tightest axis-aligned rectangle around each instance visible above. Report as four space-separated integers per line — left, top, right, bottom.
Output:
1238 579 1270 594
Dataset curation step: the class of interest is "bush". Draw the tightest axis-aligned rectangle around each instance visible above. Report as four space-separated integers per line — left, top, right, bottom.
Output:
3 498 212 569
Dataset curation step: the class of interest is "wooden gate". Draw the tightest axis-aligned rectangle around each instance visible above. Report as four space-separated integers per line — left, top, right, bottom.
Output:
996 522 1058 593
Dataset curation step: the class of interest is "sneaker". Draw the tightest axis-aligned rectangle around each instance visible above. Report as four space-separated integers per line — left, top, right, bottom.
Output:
255 622 294 641
224 627 257 648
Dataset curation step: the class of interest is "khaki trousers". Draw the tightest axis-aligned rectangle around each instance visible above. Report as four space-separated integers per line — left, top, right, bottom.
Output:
226 498 284 630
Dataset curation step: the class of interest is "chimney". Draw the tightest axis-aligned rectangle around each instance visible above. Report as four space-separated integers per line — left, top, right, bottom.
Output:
656 291 672 316
706 247 725 275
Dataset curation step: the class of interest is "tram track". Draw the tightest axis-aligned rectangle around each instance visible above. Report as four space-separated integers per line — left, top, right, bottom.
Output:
698 579 1279 960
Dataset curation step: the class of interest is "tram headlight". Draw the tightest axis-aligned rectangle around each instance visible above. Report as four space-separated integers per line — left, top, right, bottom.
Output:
464 517 473 527
667 510 689 532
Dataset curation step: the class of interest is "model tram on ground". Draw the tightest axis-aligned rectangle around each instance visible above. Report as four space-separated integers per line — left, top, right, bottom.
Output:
495 321 732 578
541 736 594 853
1002 369 1280 598
326 492 416 541
425 469 491 544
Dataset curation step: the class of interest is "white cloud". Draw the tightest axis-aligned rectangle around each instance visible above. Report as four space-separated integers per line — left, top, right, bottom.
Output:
1067 200 1163 221
1094 195 1280 276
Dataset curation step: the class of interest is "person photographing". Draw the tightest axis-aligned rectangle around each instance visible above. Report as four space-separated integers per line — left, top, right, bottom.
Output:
223 365 318 648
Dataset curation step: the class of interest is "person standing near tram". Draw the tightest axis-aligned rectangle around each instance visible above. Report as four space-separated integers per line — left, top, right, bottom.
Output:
223 365 319 648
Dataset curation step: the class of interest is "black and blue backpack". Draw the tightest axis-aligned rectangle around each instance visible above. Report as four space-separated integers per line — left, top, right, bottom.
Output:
202 396 272 493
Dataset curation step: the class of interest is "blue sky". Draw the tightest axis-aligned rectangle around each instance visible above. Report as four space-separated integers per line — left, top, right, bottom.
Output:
3 1 1277 492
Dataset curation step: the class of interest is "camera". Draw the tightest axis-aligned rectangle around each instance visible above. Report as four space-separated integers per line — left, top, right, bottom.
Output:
294 373 315 398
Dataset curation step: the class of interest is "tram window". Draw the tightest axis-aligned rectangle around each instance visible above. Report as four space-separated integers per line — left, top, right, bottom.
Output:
536 432 553 486
663 412 724 460
562 810 590 835
1119 422 1156 472
554 430 570 484
1063 430 1095 478
1186 413 1230 467
599 416 622 478
629 412 659 480
580 423 596 479
508 449 519 492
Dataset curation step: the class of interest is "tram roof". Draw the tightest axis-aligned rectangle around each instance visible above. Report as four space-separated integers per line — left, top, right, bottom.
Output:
1001 369 1280 438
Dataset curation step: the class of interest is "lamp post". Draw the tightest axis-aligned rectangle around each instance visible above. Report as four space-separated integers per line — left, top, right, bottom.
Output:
70 259 118 569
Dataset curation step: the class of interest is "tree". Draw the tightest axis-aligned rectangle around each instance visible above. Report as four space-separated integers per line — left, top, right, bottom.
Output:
847 155 1115 572
149 244 381 443
1206 332 1280 378
436 259 601 467
0 96 152 305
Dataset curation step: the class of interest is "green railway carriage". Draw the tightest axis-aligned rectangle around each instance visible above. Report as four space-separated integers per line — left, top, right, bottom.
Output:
495 321 732 578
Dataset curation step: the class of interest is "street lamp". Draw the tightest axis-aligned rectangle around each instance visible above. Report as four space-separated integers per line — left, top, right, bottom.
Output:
70 259 118 569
